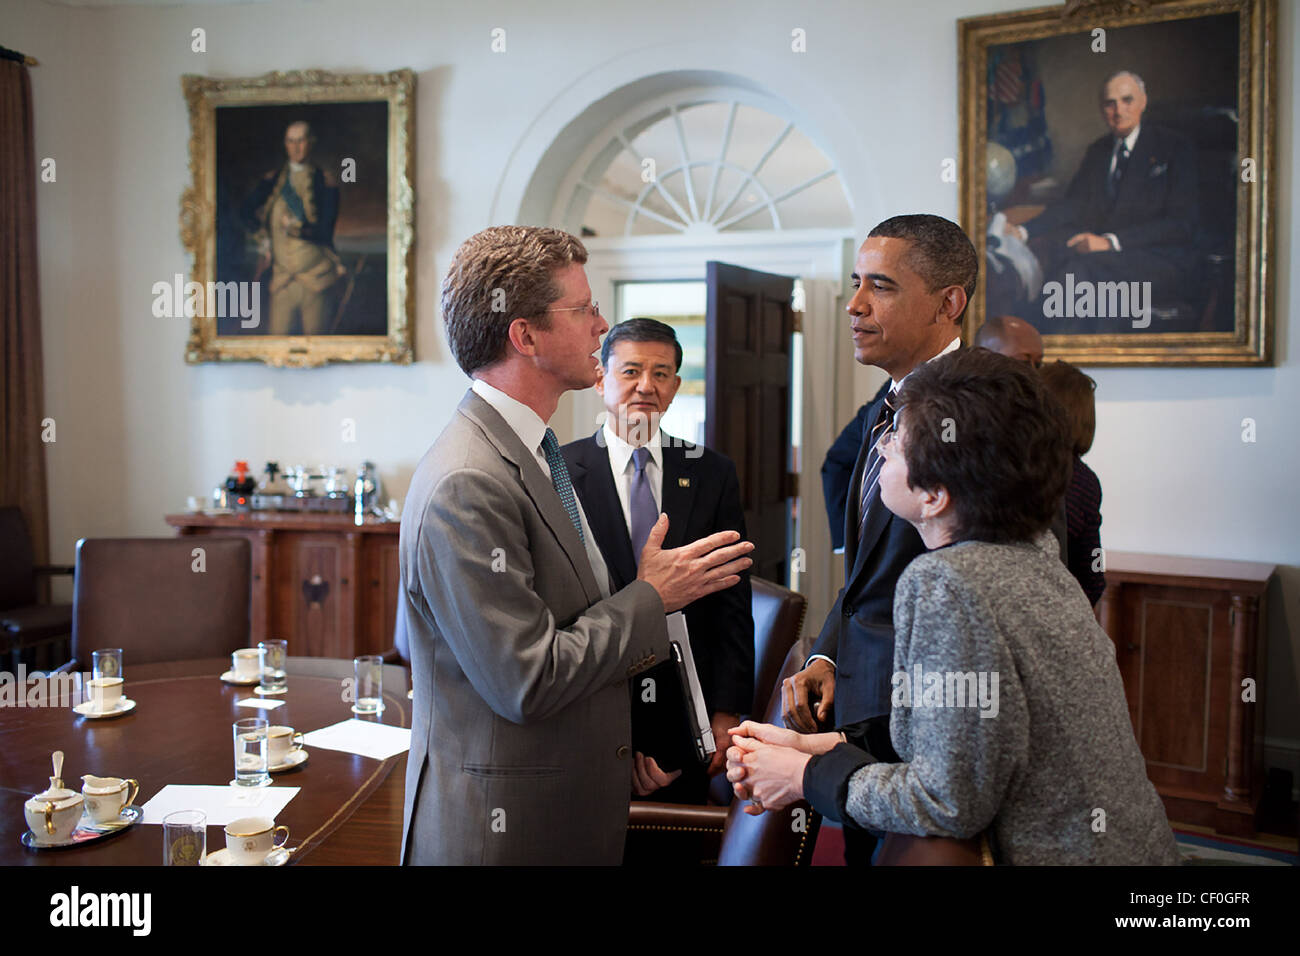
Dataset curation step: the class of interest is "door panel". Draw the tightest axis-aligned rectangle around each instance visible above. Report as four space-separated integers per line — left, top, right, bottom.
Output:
706 261 794 585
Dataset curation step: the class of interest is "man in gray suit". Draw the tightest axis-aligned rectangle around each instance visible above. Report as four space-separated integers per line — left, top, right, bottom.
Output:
401 226 754 865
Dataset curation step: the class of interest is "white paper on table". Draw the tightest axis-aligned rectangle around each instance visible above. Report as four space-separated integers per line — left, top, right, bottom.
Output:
140 785 300 826
235 698 285 710
301 718 411 761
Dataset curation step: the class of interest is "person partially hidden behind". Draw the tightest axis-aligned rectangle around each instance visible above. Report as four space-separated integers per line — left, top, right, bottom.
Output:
973 314 1043 369
563 319 754 804
1007 70 1197 334
726 348 1180 865
1040 360 1106 606
400 226 754 865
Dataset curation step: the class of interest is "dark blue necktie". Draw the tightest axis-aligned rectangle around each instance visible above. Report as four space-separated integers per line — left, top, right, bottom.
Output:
628 447 658 565
541 428 584 544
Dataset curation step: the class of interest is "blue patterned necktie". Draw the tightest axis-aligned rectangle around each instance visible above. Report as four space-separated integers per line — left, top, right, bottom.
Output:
628 447 658 565
541 428 584 544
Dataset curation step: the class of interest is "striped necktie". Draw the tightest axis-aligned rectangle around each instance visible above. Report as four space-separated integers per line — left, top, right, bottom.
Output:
541 428 584 544
857 390 898 541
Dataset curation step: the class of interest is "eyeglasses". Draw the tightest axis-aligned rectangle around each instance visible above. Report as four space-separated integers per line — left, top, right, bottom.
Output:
547 301 601 319
874 423 898 457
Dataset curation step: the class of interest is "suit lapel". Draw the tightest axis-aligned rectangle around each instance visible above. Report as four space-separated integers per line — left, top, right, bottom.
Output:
659 439 697 551
457 391 601 605
568 434 638 590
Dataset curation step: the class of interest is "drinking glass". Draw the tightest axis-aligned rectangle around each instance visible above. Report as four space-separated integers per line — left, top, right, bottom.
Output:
92 648 123 681
258 639 288 694
353 655 384 715
163 810 206 866
232 717 269 787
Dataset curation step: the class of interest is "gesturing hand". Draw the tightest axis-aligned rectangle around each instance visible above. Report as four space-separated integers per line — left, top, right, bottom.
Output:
636 514 754 614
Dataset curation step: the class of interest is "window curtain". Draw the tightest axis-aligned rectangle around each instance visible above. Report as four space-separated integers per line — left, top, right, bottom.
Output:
0 55 49 579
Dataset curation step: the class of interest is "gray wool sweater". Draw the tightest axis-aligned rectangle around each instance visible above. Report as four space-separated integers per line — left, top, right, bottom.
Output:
814 533 1181 865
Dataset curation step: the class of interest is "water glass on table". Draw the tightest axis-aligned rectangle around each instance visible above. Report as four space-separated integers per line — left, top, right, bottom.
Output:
258 639 288 694
162 810 206 866
88 648 125 713
232 717 270 787
353 655 384 715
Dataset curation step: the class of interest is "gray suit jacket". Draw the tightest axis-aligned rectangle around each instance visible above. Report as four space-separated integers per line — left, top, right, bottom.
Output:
400 390 670 865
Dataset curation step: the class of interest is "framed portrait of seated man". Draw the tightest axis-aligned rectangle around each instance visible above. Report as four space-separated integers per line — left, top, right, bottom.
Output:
180 69 414 367
958 0 1275 365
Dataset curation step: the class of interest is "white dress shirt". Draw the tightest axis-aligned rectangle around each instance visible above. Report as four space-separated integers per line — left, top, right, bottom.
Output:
470 379 611 597
601 417 664 534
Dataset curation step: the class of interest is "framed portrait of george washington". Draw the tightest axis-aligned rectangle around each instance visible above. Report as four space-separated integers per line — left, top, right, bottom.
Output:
958 0 1275 365
179 69 414 367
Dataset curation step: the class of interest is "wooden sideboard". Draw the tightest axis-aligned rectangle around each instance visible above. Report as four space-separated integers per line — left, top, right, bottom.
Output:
1096 551 1275 836
165 512 400 659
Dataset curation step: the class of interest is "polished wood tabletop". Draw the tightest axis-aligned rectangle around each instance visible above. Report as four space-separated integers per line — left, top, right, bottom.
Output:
0 657 409 866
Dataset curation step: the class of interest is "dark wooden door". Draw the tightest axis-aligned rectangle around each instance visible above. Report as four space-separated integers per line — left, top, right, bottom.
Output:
705 261 794 584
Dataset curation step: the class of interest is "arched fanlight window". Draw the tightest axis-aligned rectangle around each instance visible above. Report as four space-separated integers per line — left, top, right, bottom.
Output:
560 97 852 238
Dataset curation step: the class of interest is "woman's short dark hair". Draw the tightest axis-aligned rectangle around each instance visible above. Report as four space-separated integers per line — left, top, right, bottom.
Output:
600 318 682 370
1039 360 1097 456
441 226 588 376
896 347 1071 544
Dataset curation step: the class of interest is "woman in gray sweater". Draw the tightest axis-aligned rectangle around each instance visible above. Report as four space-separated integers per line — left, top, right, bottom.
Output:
727 348 1180 865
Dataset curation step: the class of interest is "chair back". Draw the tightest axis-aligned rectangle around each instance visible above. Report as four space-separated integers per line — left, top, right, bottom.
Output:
72 537 251 667
749 578 805 717
717 641 822 866
0 507 37 611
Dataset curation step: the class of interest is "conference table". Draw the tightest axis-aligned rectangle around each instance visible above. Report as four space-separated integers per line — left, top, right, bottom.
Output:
0 658 409 866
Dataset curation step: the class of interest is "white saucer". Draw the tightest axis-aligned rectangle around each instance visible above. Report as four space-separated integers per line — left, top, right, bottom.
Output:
220 671 261 686
254 685 287 696
228 776 273 789
73 698 136 719
351 703 385 716
269 749 308 773
201 847 291 867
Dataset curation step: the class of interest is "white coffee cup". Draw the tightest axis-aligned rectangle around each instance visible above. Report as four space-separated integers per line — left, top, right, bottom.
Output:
87 677 124 713
81 775 139 824
224 816 289 865
231 648 261 681
267 726 305 765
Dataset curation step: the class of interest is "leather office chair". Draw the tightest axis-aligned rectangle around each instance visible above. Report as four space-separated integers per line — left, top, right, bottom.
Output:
624 579 808 865
0 506 74 671
63 537 251 669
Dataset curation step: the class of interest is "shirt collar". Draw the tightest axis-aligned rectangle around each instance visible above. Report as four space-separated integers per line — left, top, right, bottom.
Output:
602 416 663 475
891 334 961 391
1117 124 1140 153
472 378 549 459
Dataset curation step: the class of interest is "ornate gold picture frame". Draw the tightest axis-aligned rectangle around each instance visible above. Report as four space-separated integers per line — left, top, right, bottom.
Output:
180 69 414 367
959 0 1275 365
